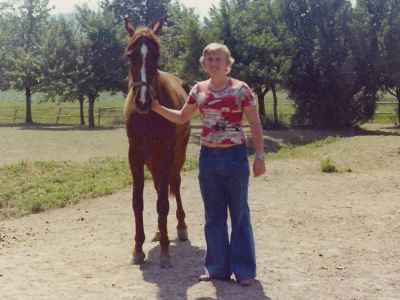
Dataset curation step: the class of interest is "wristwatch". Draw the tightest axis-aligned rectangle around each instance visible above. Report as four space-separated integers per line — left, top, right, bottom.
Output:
255 153 265 161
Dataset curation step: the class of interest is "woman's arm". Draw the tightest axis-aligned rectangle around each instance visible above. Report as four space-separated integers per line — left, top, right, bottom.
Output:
244 105 266 177
152 101 197 124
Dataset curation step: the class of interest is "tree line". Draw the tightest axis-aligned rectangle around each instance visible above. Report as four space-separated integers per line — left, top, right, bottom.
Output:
0 0 399 128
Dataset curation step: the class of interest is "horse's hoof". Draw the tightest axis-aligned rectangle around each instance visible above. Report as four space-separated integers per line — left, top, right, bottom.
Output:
131 252 146 265
160 255 172 268
151 232 161 242
177 228 188 241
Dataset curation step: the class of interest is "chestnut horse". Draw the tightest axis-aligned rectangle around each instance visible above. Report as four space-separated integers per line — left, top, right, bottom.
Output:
124 17 191 268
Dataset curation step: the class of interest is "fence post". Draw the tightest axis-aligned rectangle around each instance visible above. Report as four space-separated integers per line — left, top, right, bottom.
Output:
56 107 62 125
98 107 102 125
13 109 18 123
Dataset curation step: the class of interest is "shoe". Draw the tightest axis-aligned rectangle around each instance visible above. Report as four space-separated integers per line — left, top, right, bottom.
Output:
198 274 231 282
239 278 253 287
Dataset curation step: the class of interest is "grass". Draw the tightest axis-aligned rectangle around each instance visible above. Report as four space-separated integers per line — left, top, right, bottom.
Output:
2 90 397 126
0 90 125 126
0 156 198 219
0 125 343 219
321 158 338 173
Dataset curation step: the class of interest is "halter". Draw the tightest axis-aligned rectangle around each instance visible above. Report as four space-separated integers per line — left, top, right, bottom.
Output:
130 79 156 104
132 81 149 87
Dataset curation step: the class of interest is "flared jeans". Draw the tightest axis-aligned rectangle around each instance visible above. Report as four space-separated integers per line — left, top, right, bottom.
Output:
198 145 256 280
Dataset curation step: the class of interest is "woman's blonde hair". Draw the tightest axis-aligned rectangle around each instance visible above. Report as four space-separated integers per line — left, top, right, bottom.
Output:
199 43 235 74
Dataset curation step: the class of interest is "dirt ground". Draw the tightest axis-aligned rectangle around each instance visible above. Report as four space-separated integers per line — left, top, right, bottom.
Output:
0 124 399 299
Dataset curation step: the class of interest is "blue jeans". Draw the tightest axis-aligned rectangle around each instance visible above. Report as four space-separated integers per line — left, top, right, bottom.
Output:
198 145 256 280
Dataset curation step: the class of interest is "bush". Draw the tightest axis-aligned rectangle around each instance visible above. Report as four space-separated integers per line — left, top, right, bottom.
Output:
260 114 288 130
321 158 338 173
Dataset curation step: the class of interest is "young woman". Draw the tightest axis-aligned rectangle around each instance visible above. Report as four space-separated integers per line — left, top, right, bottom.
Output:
152 43 265 286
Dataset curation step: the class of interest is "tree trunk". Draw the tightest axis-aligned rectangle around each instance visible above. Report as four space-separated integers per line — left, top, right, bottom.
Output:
25 86 33 124
271 83 278 124
88 96 95 128
255 87 268 117
79 96 85 126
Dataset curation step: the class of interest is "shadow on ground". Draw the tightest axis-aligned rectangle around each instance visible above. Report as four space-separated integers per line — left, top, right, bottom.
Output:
139 239 270 300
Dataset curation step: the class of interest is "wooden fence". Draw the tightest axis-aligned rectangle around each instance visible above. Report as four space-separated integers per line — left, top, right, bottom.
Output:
0 103 397 126
0 106 124 126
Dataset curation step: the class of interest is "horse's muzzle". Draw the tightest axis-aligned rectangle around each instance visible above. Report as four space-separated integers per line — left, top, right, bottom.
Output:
134 85 154 114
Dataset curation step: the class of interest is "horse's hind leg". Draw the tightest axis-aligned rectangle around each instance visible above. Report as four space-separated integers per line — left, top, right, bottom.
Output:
129 150 146 265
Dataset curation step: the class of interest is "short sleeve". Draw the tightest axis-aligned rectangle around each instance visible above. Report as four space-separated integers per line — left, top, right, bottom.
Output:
186 83 199 105
238 83 256 108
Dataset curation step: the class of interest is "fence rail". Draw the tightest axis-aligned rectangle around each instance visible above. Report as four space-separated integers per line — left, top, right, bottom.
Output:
0 106 124 126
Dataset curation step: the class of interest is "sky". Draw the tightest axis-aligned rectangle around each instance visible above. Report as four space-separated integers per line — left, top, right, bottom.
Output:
48 0 220 19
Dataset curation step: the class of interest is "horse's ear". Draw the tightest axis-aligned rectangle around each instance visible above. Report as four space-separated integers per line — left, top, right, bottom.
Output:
124 15 135 37
151 17 165 35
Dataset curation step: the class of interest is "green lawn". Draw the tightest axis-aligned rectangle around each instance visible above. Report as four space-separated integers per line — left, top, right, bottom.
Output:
0 90 125 126
0 156 198 219
0 90 398 126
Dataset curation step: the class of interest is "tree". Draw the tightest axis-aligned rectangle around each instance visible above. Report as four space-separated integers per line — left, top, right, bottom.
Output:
279 0 376 128
232 0 292 126
72 6 126 127
203 0 291 127
0 0 51 124
0 1 14 90
160 2 204 85
358 0 400 124
101 0 171 26
37 16 89 125
379 1 400 124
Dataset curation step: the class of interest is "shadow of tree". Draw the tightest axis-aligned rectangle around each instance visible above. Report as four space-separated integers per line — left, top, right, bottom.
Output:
246 126 400 155
16 124 121 131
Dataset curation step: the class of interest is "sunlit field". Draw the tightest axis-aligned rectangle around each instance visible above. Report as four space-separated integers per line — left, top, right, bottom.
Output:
0 91 125 126
0 90 398 126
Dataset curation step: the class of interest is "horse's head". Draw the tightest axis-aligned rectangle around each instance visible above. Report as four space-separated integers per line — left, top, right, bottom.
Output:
124 17 163 114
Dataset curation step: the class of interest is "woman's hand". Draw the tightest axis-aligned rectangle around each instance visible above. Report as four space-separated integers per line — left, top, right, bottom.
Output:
151 99 160 111
253 159 265 177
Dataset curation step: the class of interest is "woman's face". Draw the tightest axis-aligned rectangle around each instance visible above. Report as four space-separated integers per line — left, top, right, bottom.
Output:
203 51 229 77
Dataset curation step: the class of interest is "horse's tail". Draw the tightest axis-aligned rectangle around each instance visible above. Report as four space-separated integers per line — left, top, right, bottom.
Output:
169 127 190 198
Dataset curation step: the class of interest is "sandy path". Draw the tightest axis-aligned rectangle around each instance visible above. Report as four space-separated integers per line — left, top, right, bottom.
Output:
1 130 399 299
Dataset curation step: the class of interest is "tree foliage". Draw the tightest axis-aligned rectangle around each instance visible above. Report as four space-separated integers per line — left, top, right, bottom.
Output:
0 0 398 128
359 0 400 123
202 0 290 127
232 0 292 125
279 0 376 128
0 0 51 124
379 0 400 123
160 2 204 85
101 0 171 26
72 6 127 127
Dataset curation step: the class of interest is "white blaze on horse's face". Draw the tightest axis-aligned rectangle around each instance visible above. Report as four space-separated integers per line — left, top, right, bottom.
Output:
139 43 148 104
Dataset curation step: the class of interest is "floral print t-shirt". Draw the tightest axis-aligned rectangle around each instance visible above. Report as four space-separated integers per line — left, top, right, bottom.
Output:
186 78 256 145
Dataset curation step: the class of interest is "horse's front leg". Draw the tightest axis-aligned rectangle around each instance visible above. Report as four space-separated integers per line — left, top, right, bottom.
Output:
157 182 171 268
129 149 146 265
152 157 174 268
